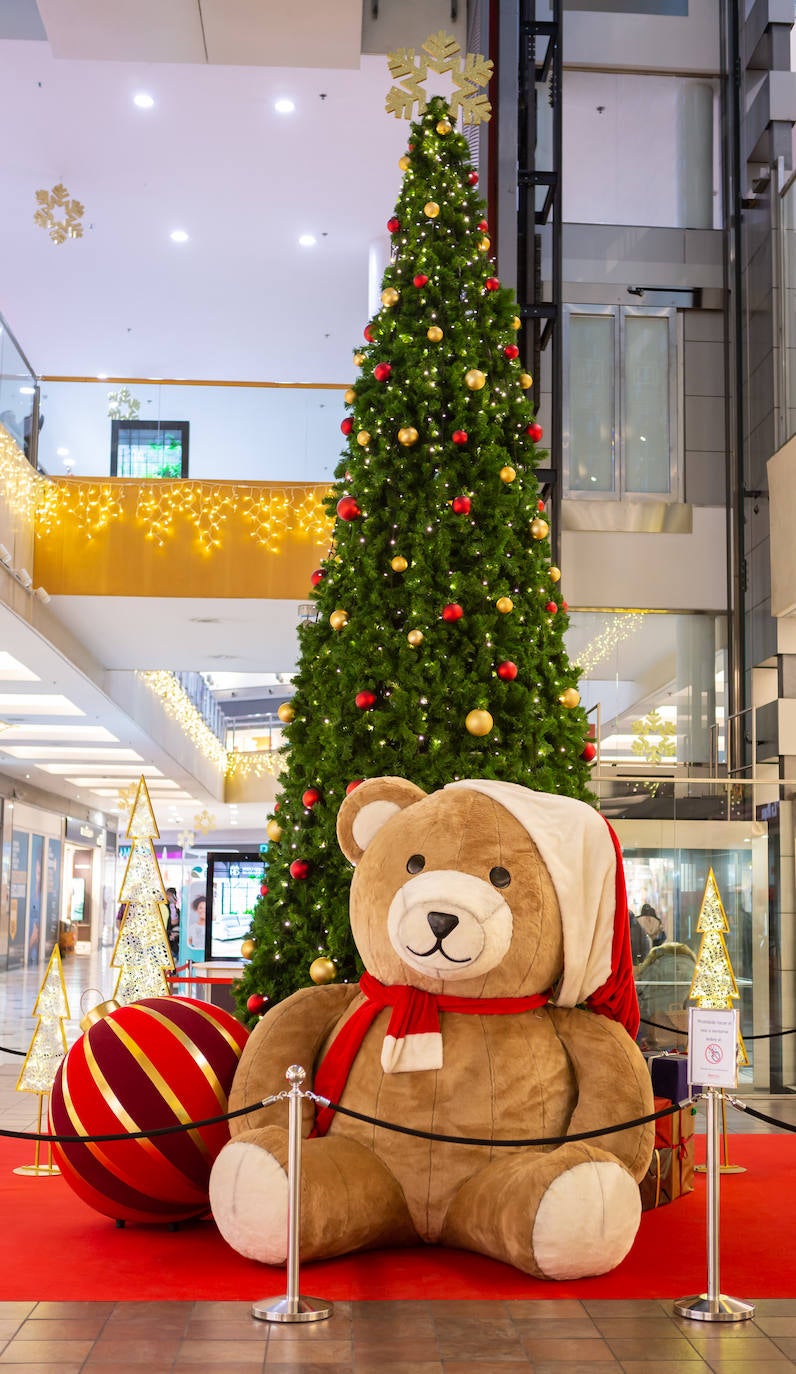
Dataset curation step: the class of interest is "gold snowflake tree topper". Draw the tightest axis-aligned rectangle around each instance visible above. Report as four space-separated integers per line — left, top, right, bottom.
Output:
33 183 85 244
385 31 493 125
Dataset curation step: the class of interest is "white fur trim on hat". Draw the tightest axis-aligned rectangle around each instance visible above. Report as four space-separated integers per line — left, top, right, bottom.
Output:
445 780 615 1009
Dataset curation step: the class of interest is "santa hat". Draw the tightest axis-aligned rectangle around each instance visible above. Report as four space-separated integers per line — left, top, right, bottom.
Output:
446 780 639 1038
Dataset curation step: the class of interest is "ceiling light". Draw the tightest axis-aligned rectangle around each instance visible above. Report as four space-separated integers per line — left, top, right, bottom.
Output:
170 229 189 244
96 373 108 380
0 545 12 565
34 586 50 603
0 652 39 681
0 746 142 760
0 725 119 741
38 762 162 776
15 568 33 588
298 234 316 247
274 97 295 114
133 92 155 109
19 386 35 396
56 447 69 457
0 694 84 716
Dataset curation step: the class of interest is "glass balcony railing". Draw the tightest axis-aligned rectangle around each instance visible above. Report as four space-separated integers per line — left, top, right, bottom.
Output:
0 314 39 468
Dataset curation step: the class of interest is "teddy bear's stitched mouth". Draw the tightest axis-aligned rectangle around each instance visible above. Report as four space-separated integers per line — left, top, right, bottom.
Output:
407 910 472 963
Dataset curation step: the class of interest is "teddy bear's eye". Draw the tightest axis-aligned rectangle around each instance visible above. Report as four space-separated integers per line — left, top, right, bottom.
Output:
489 866 511 889
406 854 425 874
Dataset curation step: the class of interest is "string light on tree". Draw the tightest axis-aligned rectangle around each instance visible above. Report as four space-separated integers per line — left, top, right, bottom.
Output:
14 946 70 1176
112 778 175 1005
688 868 749 1065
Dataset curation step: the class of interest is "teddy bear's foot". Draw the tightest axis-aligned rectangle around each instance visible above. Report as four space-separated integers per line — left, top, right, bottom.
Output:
442 1141 641 1279
210 1125 419 1264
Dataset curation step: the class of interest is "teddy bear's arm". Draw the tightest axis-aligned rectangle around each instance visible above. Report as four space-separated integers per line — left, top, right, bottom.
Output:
228 983 361 1136
547 1007 655 1180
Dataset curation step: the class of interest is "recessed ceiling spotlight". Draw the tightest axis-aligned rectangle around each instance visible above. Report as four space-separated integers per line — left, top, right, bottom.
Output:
274 97 295 114
56 447 69 457
298 234 316 248
133 92 155 109
19 386 35 396
96 373 109 380
170 229 189 244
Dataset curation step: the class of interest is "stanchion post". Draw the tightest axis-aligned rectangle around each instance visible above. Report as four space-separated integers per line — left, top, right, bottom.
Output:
674 1086 755 1323
251 1065 333 1324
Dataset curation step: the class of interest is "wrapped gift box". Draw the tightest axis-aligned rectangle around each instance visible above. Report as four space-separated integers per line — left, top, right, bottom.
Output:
640 1096 696 1210
649 1052 691 1102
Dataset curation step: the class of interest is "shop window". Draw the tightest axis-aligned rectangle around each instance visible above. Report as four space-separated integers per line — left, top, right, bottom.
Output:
110 420 189 479
563 305 680 500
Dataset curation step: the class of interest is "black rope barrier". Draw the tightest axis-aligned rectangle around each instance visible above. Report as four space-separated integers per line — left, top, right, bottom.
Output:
1 1091 687 1149
726 1097 796 1133
639 1017 796 1042
0 1044 26 1056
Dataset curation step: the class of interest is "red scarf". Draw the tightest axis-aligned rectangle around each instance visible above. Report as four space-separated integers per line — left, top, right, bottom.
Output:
311 970 550 1137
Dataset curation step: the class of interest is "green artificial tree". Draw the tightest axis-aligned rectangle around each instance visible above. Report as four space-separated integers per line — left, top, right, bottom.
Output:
236 93 594 1024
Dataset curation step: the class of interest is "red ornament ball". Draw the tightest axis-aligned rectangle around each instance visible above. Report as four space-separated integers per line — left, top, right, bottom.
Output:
478 219 489 232
289 859 311 880
504 344 520 360
581 741 597 763
452 496 472 515
538 499 545 511
373 362 392 383
50 997 248 1224
355 690 377 710
346 779 363 795
562 600 569 611
364 324 374 342
302 788 322 808
413 273 429 288
452 429 469 446
442 602 464 622
527 422 544 442
485 277 500 292
387 216 400 234
497 661 518 681
545 601 558 614
340 417 353 436
247 993 267 1015
310 569 324 588
468 171 479 185
336 496 361 521
259 883 269 896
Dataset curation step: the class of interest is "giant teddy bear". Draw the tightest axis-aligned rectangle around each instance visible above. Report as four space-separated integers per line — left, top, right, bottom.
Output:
210 778 655 1279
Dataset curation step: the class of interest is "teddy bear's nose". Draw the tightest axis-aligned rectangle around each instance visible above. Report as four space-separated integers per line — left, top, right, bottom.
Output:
427 910 459 940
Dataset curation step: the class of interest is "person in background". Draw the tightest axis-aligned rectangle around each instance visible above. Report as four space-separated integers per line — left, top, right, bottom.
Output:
165 886 181 959
638 902 666 947
629 909 652 965
188 894 206 952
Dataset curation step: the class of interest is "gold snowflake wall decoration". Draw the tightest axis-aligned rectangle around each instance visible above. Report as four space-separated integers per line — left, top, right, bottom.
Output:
386 30 493 125
33 183 85 244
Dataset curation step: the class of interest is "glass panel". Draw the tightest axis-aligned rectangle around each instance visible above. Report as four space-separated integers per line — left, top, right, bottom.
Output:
624 314 671 493
0 314 37 465
568 313 615 492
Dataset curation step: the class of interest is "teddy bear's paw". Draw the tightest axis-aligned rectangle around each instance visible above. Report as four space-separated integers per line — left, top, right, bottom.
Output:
209 1141 288 1263
532 1160 641 1279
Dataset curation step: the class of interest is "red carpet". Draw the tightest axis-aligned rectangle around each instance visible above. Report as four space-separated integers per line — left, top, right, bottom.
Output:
0 1134 792 1301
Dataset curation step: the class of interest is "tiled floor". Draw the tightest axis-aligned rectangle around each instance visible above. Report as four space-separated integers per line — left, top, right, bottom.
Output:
1 949 795 1372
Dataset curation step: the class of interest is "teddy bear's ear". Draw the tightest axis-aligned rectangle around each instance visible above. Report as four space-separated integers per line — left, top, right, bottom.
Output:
336 776 427 865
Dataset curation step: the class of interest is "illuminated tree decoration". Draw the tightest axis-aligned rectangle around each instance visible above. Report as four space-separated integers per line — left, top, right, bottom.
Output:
15 945 71 1175
688 868 749 1065
111 777 174 1004
236 70 591 1021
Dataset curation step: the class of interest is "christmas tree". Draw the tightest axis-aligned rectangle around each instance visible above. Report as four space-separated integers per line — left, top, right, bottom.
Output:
237 83 593 1023
16 945 70 1096
112 777 174 1004
688 868 748 1065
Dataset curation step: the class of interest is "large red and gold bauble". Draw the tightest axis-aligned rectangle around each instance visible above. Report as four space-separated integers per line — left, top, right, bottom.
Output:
49 997 248 1224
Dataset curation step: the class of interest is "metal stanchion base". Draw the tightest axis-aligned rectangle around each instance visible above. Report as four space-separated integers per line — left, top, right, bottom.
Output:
695 1164 747 1175
674 1294 755 1322
13 1163 61 1176
251 1296 333 1324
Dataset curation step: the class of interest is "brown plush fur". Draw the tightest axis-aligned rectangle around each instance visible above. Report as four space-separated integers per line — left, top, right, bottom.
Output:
219 779 655 1277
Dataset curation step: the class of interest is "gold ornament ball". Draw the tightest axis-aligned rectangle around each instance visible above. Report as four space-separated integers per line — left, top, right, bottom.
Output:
277 703 295 723
530 517 549 540
465 368 486 391
424 201 440 219
548 565 562 582
436 119 452 135
466 708 494 737
427 325 444 342
329 609 349 630
309 957 337 985
266 818 283 842
391 555 408 573
519 372 533 389
344 387 356 404
353 351 365 367
356 430 371 447
559 687 581 709
240 937 256 960
381 286 400 307
479 236 491 253
398 425 419 447
499 466 516 484
512 316 522 331
399 154 411 171
496 596 514 614
407 629 424 647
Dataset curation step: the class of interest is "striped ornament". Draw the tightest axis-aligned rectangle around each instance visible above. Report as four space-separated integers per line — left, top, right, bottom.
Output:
49 996 248 1224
